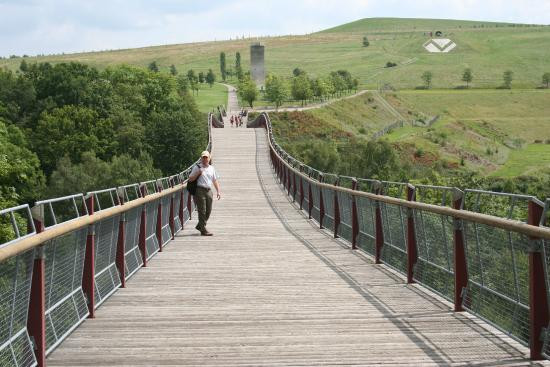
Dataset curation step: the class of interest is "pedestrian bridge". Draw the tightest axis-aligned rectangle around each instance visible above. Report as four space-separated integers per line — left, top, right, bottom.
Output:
2 111 550 366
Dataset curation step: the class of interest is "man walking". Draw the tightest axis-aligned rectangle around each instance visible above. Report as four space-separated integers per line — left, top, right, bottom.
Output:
189 151 221 236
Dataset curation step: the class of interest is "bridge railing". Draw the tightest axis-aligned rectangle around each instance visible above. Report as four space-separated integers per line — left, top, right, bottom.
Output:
0 113 214 367
252 112 550 361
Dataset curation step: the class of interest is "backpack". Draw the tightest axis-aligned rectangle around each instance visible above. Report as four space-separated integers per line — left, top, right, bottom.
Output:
186 164 201 195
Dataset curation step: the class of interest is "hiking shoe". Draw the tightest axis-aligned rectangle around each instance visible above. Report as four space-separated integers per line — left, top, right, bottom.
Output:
200 230 213 236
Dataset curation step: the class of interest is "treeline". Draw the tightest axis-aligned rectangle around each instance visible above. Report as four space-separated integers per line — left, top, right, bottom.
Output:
238 68 359 108
0 61 207 209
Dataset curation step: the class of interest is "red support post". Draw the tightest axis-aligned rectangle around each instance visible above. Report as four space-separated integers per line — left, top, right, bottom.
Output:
179 190 185 229
406 185 418 284
83 195 95 317
453 190 468 312
528 199 547 360
156 201 163 252
169 195 175 240
27 210 46 367
139 185 147 267
351 179 359 250
293 171 297 202
374 184 384 264
299 165 304 210
116 192 126 288
319 174 325 229
308 181 313 219
333 178 340 239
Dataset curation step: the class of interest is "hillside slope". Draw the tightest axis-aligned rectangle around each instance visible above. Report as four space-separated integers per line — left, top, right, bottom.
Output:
2 18 549 89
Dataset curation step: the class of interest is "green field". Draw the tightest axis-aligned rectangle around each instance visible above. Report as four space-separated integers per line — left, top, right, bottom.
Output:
194 83 228 113
2 18 549 89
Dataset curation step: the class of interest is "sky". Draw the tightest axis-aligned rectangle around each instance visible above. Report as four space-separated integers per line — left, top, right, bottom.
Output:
1 0 550 57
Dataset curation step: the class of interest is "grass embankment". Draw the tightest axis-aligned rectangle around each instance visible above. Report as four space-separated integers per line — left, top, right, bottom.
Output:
194 83 228 113
2 18 549 89
270 88 550 198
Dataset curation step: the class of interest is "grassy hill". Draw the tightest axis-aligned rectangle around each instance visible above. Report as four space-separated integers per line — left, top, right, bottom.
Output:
2 17 549 91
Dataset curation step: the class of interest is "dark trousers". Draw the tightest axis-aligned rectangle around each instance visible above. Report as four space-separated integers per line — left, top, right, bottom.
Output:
194 187 213 231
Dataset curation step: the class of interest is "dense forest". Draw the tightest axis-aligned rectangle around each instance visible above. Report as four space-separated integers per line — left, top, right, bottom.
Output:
0 62 207 210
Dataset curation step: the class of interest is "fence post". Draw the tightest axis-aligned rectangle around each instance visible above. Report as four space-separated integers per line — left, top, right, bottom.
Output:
299 165 304 210
293 169 298 202
452 189 467 312
116 189 126 288
139 185 148 267
308 179 313 219
528 199 547 360
319 173 325 229
169 194 175 240
156 183 163 252
83 194 96 317
406 184 418 284
333 177 341 238
27 206 46 367
374 181 384 264
287 165 292 196
351 179 359 250
179 189 185 229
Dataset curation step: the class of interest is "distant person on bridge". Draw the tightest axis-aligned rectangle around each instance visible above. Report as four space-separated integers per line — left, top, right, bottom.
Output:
189 151 221 236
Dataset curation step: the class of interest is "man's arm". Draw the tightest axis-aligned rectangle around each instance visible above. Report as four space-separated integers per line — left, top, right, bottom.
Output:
189 166 202 181
213 179 221 200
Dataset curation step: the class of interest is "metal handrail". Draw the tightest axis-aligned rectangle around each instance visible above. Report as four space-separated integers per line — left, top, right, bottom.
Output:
258 112 550 239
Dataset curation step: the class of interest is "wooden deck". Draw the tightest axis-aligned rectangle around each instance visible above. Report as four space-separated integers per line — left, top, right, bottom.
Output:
46 126 548 366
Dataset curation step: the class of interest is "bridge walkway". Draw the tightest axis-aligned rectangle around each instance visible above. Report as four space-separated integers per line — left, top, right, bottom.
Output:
45 125 543 366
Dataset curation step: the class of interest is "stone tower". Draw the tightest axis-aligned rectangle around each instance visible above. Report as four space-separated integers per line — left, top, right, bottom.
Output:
250 43 265 88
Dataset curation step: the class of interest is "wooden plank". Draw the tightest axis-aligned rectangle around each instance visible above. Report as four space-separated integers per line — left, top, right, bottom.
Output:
46 126 549 366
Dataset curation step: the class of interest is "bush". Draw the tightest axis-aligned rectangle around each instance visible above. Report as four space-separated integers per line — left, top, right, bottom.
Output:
385 62 397 68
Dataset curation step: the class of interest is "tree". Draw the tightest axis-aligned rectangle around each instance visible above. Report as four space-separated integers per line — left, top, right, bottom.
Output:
187 69 198 95
542 72 550 88
265 74 289 109
293 68 305 77
362 36 370 47
170 64 178 76
329 72 346 96
462 68 473 87
238 77 258 107
19 59 28 72
291 74 313 106
503 70 513 89
206 69 216 87
198 71 205 84
148 61 159 73
352 78 359 93
235 52 243 81
311 78 328 101
219 52 227 81
421 71 433 89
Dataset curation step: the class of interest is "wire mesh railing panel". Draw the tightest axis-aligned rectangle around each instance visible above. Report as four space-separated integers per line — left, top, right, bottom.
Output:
302 177 310 214
144 201 160 261
337 191 353 242
322 187 335 232
463 189 535 222
380 202 407 274
44 228 88 354
0 249 36 367
124 206 143 280
356 196 377 256
182 191 191 222
0 205 35 248
462 221 531 345
310 184 321 223
93 215 121 309
36 194 88 229
413 209 455 301
160 196 172 246
173 192 182 234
